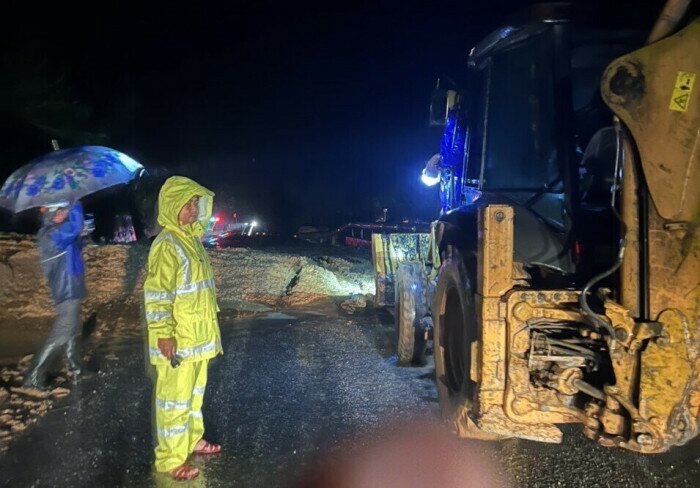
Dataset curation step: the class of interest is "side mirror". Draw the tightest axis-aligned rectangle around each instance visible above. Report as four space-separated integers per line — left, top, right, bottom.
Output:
429 88 457 126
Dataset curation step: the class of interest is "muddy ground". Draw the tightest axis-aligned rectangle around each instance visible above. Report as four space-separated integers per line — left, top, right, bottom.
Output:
1 302 698 487
0 233 374 455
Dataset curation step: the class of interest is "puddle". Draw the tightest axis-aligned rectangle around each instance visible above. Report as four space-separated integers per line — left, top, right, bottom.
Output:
302 311 326 316
261 312 298 320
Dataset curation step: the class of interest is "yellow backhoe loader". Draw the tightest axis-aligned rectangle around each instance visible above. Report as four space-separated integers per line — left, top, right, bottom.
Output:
373 0 699 452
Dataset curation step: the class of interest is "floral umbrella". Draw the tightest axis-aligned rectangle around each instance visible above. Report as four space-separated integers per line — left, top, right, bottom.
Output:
0 146 145 213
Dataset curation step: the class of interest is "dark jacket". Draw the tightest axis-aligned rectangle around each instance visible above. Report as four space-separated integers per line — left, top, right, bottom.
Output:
37 203 86 304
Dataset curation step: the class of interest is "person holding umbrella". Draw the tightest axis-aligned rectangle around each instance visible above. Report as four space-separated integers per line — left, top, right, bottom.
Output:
0 146 146 388
144 176 223 481
23 200 91 389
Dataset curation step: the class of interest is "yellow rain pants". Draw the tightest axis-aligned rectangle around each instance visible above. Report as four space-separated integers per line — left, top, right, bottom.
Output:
154 359 208 472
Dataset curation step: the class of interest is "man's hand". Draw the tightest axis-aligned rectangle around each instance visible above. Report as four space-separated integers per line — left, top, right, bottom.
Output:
157 338 177 359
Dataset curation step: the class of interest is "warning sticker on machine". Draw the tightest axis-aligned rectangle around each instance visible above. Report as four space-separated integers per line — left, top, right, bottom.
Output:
669 71 695 112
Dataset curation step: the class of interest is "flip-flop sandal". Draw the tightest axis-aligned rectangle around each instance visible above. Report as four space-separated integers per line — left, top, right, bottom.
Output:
193 440 222 455
170 464 199 481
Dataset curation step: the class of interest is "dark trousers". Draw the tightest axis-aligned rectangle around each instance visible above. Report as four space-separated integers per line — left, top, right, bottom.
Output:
43 298 82 347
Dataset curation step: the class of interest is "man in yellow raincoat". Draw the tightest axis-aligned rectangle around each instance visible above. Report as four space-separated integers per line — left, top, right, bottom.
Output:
144 176 223 480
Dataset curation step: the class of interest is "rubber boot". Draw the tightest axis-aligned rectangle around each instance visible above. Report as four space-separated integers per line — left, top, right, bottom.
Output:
65 339 95 378
22 341 63 390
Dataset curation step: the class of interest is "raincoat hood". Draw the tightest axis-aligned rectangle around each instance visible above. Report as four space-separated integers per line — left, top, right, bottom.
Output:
157 176 214 237
41 210 56 227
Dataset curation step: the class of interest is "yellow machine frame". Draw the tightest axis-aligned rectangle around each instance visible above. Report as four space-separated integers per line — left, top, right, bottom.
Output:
454 16 699 452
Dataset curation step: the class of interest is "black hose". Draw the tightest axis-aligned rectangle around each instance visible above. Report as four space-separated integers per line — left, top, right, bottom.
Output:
578 117 626 338
579 259 621 337
547 339 600 357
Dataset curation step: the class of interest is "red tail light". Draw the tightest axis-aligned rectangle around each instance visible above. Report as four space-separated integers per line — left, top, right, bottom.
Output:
574 241 583 265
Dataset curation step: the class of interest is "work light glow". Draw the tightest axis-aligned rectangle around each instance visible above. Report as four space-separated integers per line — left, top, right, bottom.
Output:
421 169 440 186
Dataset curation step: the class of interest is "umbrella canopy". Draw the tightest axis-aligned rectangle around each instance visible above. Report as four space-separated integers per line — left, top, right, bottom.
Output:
0 146 145 213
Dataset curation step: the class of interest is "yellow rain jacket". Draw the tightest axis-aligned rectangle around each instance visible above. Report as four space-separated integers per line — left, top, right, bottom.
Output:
144 176 222 365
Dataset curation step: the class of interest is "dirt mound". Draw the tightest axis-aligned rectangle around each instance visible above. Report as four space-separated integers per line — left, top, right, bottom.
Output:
0 234 375 339
211 249 374 309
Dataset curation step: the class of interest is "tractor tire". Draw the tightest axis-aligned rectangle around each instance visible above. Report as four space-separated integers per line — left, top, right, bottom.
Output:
433 246 478 423
395 262 428 365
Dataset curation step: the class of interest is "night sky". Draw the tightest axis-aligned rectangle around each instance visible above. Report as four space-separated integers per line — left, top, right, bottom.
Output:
1 1 663 232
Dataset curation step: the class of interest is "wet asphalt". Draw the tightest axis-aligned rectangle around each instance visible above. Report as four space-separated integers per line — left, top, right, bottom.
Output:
0 302 698 487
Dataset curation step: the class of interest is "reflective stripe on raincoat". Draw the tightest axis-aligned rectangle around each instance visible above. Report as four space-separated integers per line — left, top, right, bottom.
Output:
144 176 222 365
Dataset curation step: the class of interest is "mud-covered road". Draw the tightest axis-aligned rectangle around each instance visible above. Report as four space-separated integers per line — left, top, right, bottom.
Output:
1 302 698 487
